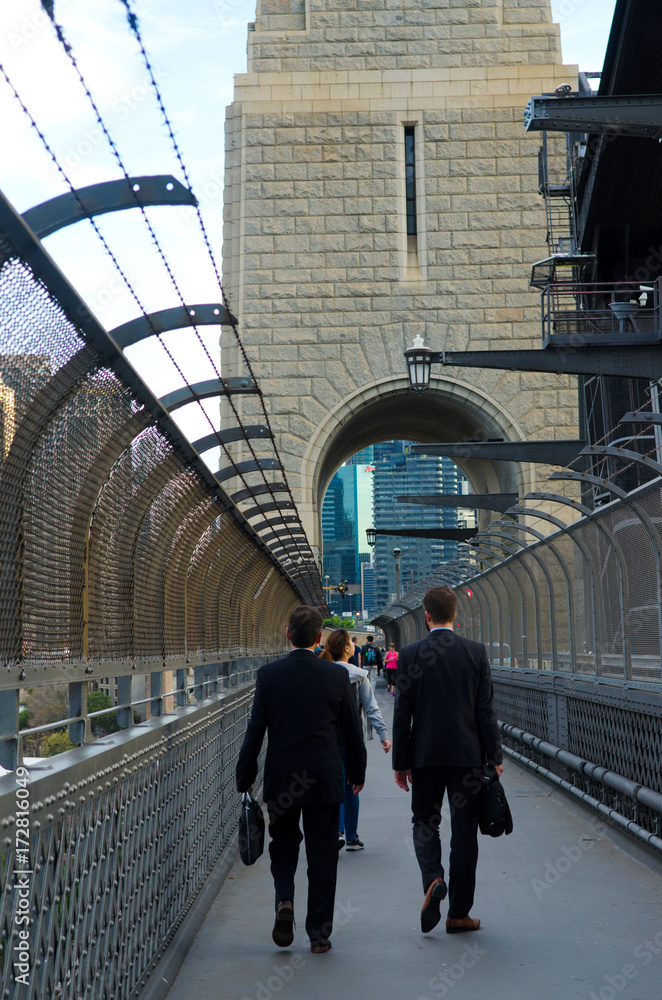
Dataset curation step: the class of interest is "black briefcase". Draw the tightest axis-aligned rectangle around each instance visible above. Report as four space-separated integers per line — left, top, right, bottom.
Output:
478 766 513 838
238 792 265 865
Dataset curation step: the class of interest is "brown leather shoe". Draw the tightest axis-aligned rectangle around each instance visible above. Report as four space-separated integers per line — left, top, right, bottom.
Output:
420 877 448 933
310 938 332 954
446 915 480 934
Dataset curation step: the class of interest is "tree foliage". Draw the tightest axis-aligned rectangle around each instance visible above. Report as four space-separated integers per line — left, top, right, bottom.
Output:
88 690 120 734
24 685 69 730
323 616 357 629
40 731 75 757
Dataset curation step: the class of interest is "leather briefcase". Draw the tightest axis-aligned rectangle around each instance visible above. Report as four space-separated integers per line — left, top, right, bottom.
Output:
238 792 265 865
478 766 513 838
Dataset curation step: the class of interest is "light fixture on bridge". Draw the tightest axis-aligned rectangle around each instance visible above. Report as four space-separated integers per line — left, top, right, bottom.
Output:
366 526 376 547
404 334 434 392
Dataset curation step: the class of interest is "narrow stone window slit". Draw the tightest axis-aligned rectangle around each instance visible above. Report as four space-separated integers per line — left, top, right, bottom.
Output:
404 125 419 270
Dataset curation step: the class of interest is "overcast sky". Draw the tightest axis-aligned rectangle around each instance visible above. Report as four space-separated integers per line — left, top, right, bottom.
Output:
0 0 617 446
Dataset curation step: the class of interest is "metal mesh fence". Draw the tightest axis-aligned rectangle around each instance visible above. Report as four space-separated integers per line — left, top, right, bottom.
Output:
0 202 313 786
0 231 303 687
0 196 312 997
0 687 259 1000
373 416 662 850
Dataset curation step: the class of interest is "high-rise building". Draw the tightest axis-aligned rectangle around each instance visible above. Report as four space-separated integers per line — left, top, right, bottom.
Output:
360 559 376 619
322 441 471 616
372 442 471 610
321 464 361 616
347 446 374 562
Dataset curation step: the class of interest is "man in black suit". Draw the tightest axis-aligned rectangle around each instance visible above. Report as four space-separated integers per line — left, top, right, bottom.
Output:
236 605 366 953
392 586 503 935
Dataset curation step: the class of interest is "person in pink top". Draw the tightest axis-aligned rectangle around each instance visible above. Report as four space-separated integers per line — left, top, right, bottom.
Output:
384 643 398 695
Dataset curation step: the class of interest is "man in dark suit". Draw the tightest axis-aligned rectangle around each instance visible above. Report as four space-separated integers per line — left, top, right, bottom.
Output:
392 586 503 935
236 605 366 953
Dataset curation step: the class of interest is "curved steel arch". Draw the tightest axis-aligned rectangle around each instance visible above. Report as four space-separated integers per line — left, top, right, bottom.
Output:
192 426 272 453
159 378 258 412
478 529 545 666
111 303 233 349
213 458 282 484
22 175 196 239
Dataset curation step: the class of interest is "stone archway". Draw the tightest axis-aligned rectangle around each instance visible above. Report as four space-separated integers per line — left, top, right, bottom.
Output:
300 375 536 559
222 0 580 576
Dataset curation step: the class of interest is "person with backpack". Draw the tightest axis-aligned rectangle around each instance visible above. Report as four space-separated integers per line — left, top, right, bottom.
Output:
360 634 383 677
320 629 391 851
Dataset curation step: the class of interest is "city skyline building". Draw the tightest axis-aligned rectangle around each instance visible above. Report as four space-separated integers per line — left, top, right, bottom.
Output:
322 441 472 616
321 463 362 616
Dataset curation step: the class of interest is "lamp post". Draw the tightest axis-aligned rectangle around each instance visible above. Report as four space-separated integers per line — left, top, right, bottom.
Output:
393 547 402 601
366 526 376 547
404 334 435 391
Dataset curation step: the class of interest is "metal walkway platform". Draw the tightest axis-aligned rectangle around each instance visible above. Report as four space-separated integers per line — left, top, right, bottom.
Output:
164 689 662 1000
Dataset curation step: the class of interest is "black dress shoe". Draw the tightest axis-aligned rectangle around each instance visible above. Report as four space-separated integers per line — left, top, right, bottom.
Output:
272 901 295 947
420 877 448 933
310 937 332 954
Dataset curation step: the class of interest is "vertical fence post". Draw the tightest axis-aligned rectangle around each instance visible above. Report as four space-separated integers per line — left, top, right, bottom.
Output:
176 668 187 706
0 690 19 771
194 664 205 701
150 671 163 717
68 681 90 745
116 675 133 728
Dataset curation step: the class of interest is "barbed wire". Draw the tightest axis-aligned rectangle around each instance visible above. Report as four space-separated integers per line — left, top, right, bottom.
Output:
2 5 320 600
37 1 317 591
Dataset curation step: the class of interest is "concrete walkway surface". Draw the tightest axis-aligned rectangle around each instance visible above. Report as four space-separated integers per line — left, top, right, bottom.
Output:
166 688 662 1000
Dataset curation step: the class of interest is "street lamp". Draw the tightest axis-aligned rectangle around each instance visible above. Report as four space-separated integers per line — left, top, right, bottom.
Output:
393 547 402 601
404 334 434 392
366 526 376 547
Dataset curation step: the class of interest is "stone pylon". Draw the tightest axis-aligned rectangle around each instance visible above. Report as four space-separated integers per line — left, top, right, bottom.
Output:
222 0 579 563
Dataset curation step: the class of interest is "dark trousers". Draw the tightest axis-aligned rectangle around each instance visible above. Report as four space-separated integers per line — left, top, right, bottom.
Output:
411 766 482 920
267 801 340 942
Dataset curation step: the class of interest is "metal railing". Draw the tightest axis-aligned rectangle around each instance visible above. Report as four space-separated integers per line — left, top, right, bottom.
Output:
0 683 261 1000
542 279 662 347
374 408 662 854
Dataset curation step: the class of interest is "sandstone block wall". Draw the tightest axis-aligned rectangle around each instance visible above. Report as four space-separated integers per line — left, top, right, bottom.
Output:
222 0 580 559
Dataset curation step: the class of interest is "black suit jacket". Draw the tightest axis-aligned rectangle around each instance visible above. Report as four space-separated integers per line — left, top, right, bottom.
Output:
392 629 502 771
236 648 367 807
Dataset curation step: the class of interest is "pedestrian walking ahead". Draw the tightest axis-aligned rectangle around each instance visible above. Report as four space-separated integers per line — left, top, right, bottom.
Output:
236 606 366 953
392 586 503 935
319 628 391 852
384 643 398 694
360 634 383 677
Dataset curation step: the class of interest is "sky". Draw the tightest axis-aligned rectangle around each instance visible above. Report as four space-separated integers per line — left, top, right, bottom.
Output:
0 0 618 452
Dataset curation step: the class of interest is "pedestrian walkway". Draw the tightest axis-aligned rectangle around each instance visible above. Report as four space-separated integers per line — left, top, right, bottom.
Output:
166 689 662 1000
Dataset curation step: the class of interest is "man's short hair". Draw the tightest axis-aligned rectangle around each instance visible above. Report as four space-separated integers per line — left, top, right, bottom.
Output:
366 635 374 642
423 586 457 624
288 605 323 647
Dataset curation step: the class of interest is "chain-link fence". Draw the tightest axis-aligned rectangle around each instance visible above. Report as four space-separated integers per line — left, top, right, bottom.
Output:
0 192 313 995
0 202 314 766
